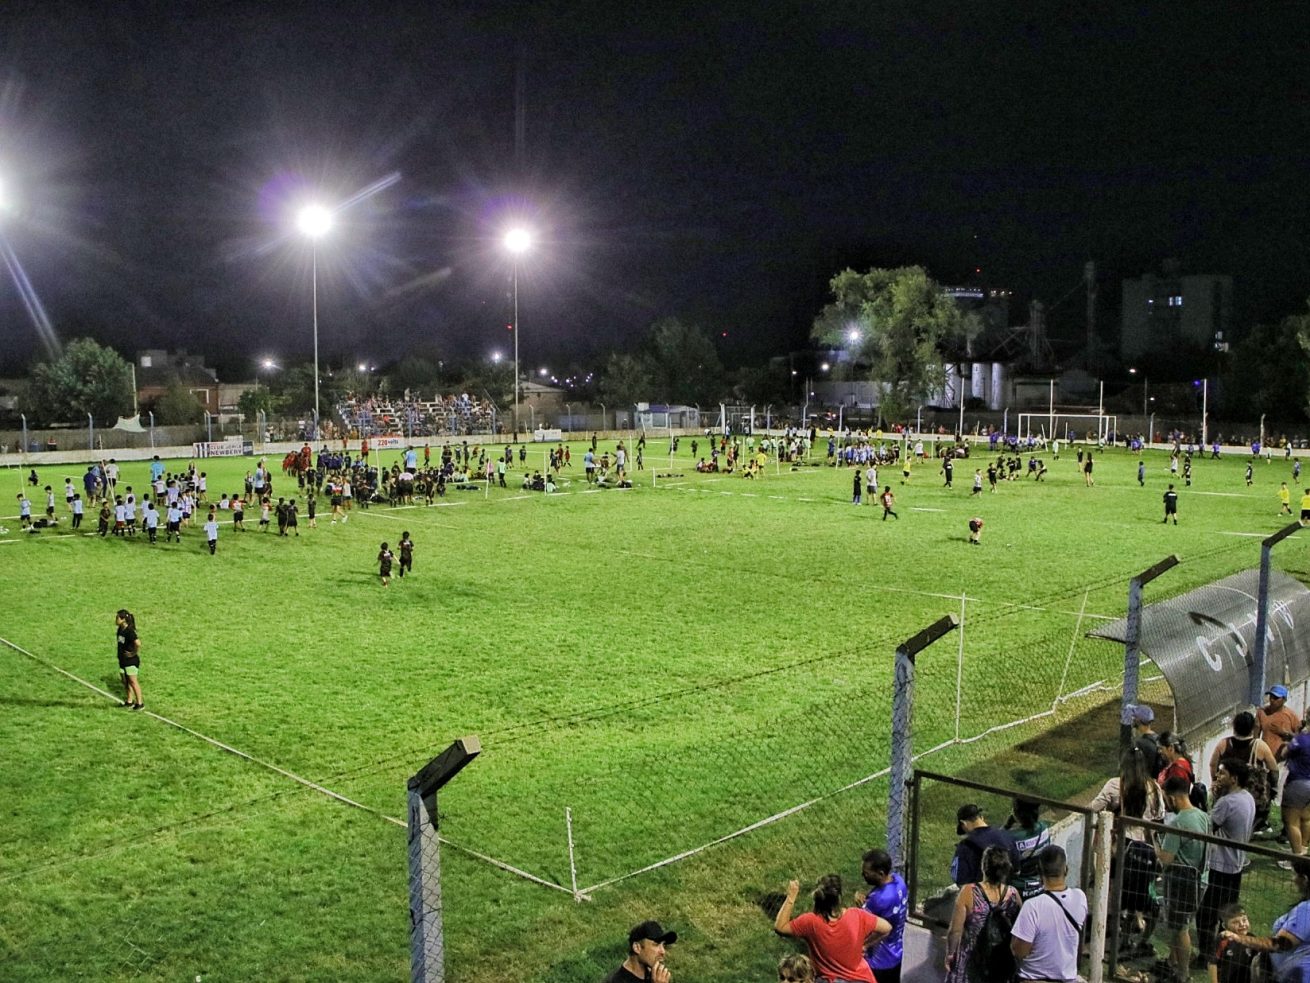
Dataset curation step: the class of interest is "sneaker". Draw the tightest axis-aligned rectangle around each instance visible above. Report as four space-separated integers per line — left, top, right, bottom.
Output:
131 703 144 711
1278 860 1294 870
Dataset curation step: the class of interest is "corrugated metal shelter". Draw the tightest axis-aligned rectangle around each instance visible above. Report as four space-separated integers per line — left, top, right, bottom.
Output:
1088 569 1310 738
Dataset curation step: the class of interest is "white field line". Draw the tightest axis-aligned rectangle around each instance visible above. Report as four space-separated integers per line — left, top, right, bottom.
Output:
911 507 946 512
0 634 578 897
1219 531 1268 538
1192 491 1252 498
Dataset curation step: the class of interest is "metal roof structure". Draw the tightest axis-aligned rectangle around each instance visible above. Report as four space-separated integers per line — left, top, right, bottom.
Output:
1089 568 1310 737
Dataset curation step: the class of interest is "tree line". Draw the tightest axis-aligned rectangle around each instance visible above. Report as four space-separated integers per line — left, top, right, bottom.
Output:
9 274 1310 428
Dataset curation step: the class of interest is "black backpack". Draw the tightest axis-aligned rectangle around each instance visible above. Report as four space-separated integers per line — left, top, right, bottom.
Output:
967 884 1018 983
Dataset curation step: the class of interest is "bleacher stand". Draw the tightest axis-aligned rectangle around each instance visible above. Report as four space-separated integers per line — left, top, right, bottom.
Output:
337 392 498 438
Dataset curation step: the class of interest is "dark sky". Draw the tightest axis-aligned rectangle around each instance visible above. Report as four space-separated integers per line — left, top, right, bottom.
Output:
1 2 1307 380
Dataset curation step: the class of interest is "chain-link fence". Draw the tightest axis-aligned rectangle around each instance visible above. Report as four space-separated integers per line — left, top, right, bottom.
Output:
1110 811 1300 983
411 538 1285 903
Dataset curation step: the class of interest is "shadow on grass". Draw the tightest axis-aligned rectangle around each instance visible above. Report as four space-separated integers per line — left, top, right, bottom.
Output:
0 695 107 710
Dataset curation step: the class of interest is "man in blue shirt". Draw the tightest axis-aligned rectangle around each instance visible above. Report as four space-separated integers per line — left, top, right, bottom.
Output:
859 848 908 983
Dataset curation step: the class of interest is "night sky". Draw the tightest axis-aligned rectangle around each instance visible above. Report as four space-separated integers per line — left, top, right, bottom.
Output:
1 2 1306 380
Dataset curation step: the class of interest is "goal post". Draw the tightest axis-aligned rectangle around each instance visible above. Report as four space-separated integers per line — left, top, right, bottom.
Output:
1017 412 1118 444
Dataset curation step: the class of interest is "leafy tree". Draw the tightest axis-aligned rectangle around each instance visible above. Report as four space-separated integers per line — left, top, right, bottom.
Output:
598 352 654 408
236 386 284 422
730 364 792 406
1222 300 1310 424
644 317 725 405
28 337 134 425
812 267 977 425
387 356 445 396
152 383 208 425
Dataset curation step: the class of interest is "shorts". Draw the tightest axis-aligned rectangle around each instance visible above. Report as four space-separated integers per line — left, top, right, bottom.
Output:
1284 779 1310 811
121 665 139 677
1162 864 1201 929
1302 510 1310 522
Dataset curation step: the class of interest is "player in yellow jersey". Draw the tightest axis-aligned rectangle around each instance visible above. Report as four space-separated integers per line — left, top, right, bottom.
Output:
1279 481 1292 516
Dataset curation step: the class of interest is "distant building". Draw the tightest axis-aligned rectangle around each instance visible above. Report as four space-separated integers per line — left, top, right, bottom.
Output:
1121 261 1232 359
135 349 221 413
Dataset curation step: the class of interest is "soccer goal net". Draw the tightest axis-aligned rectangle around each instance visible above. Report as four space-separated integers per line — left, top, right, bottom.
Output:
1017 412 1118 444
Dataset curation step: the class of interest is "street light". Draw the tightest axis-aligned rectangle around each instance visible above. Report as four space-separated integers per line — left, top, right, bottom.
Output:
503 226 533 436
1128 367 1149 424
297 203 334 434
257 357 278 393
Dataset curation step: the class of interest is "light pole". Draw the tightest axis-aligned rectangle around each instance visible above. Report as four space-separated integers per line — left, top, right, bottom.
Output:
297 204 334 435
503 227 533 437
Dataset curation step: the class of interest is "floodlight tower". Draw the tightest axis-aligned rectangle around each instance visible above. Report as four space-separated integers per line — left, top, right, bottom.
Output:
297 204 334 433
503 227 533 434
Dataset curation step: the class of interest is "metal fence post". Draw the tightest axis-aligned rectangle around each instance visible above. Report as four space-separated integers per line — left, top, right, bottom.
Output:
1120 555 1178 752
1087 810 1113 983
407 736 480 983
888 614 958 873
1253 523 1301 706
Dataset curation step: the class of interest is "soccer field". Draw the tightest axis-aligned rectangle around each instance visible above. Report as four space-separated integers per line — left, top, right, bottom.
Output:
1 439 1303 981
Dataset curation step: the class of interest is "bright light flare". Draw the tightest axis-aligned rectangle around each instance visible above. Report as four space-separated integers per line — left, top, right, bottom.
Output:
847 328 861 344
261 358 278 370
297 204 334 240
503 227 533 255
491 351 503 364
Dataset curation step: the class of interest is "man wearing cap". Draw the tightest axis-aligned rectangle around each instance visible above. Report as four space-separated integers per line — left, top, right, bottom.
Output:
951 804 1020 887
1259 686 1299 759
1132 705 1167 776
1259 685 1299 840
605 920 675 983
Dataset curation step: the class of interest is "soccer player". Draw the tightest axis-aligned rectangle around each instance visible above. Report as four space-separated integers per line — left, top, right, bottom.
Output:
71 493 84 530
852 469 862 505
1163 484 1179 525
972 469 983 495
880 486 899 521
968 516 984 544
1138 460 1146 487
1246 463 1254 487
1280 482 1293 516
204 511 219 554
1301 489 1310 526
398 531 413 578
378 541 394 587
17 492 32 528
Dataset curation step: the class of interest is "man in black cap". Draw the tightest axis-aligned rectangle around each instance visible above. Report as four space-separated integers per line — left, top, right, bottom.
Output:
951 803 1020 886
605 920 676 983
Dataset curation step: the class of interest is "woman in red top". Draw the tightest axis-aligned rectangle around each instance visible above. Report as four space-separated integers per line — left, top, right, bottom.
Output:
1157 732 1195 788
774 873 890 983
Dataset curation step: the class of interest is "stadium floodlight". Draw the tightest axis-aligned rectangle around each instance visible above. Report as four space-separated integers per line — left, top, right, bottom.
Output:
297 204 333 240
296 203 334 430
257 357 279 394
502 226 534 436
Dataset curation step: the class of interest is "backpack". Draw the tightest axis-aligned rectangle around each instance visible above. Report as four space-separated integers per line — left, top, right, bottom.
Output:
967 884 1018 983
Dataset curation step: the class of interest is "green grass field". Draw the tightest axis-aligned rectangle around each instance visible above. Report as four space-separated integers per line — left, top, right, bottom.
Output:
1 438 1305 981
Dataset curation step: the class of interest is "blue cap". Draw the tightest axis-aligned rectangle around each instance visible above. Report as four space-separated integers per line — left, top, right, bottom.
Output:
1268 685 1289 699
